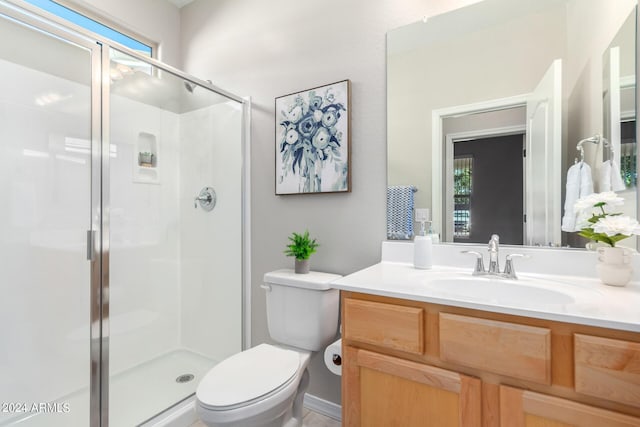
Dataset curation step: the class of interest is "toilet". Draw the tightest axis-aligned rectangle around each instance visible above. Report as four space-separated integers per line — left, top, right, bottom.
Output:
196 269 341 427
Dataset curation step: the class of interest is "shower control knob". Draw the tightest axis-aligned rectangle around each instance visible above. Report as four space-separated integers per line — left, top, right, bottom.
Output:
194 187 216 211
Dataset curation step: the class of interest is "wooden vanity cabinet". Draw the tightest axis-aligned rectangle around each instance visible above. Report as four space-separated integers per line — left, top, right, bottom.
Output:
341 291 640 427
343 346 481 426
500 385 640 427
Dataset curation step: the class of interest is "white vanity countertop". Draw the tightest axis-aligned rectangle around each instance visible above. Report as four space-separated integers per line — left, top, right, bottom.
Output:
331 261 640 333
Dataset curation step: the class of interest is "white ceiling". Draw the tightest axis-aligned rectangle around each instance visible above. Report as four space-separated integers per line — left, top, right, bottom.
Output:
166 0 194 8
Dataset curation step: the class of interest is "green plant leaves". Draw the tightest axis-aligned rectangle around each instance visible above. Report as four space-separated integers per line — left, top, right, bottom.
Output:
577 228 627 247
284 230 319 260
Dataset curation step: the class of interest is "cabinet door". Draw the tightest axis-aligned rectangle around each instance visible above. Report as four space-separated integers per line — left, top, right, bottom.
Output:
343 346 481 427
500 385 640 427
574 334 640 409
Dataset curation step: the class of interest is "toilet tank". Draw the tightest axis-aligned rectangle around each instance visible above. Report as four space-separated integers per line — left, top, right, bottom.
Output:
263 269 341 351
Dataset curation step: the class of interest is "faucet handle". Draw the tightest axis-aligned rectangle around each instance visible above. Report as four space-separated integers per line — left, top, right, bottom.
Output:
503 253 529 279
461 250 485 275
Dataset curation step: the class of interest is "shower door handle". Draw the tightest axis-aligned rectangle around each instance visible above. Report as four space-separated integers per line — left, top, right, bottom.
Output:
86 230 96 261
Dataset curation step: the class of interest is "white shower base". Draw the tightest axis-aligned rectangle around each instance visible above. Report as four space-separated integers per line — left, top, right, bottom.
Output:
2 349 215 427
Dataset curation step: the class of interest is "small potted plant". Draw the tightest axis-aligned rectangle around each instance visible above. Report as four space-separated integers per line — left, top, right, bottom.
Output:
284 230 319 274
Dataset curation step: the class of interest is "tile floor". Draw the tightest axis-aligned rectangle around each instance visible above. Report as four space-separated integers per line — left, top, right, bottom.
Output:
190 408 341 426
301 409 341 427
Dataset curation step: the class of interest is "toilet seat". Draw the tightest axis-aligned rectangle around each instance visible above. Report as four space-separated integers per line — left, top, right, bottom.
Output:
197 344 301 411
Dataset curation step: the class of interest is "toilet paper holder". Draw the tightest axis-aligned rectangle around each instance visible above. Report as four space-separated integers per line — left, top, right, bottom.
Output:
332 354 341 366
324 338 342 375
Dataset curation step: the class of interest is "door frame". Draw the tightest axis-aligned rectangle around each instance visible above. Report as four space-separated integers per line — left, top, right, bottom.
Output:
444 126 526 242
432 94 529 239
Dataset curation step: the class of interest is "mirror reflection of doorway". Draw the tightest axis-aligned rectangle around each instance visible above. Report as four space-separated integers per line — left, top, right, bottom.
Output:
433 61 561 245
453 134 525 245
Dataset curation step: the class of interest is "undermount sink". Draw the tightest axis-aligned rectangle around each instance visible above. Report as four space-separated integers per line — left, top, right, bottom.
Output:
424 275 576 308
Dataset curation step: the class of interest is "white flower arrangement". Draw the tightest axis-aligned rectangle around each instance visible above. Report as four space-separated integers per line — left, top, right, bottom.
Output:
574 191 640 247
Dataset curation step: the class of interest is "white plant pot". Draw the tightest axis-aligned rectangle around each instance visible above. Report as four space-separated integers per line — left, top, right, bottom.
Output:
596 246 633 287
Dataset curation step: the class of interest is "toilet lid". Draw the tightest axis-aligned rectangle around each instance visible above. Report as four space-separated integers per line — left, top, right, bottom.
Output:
196 344 300 408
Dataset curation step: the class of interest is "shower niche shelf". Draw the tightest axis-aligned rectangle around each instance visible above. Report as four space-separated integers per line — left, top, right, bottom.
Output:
133 131 159 184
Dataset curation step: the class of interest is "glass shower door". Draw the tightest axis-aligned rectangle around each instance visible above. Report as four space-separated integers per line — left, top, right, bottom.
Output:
0 9 100 427
108 48 244 426
0 4 246 426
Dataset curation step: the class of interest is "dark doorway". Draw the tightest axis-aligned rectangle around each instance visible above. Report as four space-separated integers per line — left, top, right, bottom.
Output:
453 134 524 245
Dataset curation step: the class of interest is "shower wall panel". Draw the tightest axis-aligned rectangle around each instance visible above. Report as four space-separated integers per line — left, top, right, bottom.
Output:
179 101 243 363
108 94 181 375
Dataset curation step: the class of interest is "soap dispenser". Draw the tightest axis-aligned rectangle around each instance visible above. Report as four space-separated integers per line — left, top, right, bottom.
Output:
413 208 432 269
427 220 440 244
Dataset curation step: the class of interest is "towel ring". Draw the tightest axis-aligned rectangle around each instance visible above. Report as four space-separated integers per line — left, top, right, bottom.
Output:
575 134 611 163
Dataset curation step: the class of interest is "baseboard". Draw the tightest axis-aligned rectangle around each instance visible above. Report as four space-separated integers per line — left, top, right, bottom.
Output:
303 393 341 422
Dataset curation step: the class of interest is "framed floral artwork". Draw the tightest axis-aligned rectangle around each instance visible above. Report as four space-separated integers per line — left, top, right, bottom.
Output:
275 80 351 195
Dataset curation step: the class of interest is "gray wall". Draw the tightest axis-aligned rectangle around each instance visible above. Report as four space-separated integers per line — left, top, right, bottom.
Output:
179 0 483 405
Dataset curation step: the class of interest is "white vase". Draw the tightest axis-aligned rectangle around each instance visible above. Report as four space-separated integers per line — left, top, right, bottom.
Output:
596 246 633 287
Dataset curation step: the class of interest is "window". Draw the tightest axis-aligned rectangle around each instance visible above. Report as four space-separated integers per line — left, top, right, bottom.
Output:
453 156 473 239
23 0 154 57
620 120 637 188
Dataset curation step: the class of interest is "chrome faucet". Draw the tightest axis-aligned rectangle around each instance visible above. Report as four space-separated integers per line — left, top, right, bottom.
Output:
461 234 528 279
503 253 527 279
460 250 485 275
487 234 500 274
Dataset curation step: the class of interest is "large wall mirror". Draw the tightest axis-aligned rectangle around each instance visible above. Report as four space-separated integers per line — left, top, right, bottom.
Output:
387 0 638 248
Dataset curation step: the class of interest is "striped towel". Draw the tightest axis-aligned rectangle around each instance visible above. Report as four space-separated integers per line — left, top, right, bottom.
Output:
387 186 416 240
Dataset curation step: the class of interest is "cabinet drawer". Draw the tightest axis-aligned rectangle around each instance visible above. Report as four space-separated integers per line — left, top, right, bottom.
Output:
343 298 424 354
439 313 551 384
575 334 640 408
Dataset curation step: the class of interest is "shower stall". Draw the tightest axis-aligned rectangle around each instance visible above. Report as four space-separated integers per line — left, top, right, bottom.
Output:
0 2 248 426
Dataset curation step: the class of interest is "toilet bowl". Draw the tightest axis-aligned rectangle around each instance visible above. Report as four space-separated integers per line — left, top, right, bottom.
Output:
196 269 341 427
196 344 311 427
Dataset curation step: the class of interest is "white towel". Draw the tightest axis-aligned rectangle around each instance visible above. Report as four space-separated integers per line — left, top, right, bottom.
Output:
579 162 594 197
561 163 581 232
599 160 626 192
599 160 612 192
610 160 626 192
561 162 593 232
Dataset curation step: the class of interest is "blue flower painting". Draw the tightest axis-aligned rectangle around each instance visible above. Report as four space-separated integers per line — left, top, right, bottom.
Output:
275 80 350 194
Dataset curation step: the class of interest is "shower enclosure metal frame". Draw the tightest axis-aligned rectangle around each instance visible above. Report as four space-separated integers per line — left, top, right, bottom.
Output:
0 2 251 426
